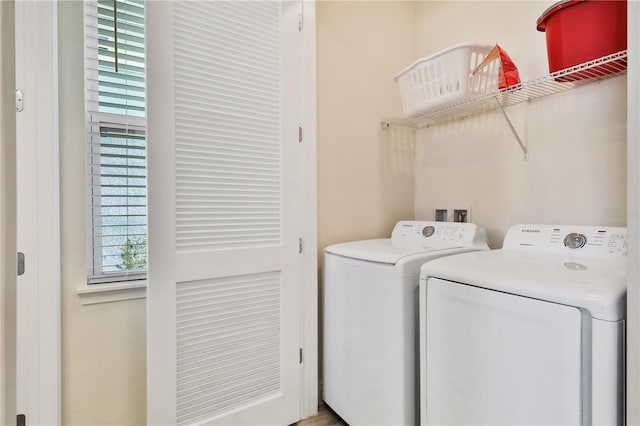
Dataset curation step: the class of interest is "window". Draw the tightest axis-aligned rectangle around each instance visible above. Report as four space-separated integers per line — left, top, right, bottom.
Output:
84 0 146 283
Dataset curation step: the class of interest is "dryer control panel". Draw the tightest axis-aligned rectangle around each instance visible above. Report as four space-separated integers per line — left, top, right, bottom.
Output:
503 224 627 257
391 221 486 250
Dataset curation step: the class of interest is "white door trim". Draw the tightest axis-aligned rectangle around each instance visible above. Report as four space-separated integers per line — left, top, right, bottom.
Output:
627 1 640 423
300 0 319 418
14 1 61 424
0 1 17 424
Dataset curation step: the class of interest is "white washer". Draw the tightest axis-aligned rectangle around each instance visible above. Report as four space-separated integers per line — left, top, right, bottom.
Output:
323 221 489 426
419 224 627 426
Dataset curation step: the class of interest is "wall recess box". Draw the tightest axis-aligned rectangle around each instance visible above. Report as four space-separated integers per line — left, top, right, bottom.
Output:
453 209 468 223
435 207 472 223
435 209 448 222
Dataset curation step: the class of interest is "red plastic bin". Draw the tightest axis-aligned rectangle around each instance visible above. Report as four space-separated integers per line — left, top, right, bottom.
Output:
536 0 627 79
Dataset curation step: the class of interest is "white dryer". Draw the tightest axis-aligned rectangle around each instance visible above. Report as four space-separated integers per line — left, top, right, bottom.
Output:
419 224 627 426
323 221 489 426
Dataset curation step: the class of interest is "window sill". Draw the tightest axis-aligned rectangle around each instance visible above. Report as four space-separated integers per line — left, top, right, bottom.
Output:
77 280 147 305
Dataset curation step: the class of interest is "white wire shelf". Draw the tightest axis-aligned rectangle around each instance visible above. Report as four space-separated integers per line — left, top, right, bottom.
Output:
382 50 628 131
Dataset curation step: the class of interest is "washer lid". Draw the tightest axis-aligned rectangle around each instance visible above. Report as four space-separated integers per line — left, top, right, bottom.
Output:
325 238 463 265
325 221 489 265
420 249 627 321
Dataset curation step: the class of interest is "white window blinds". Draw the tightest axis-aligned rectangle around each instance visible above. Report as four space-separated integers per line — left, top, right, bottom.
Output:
84 0 146 282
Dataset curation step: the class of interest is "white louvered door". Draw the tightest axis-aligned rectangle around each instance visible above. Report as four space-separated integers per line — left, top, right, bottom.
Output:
146 1 307 425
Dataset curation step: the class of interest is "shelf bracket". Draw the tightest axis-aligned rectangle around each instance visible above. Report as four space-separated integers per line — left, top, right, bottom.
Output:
494 95 528 160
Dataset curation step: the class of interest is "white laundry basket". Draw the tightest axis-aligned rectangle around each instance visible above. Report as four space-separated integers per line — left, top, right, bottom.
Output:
394 44 499 117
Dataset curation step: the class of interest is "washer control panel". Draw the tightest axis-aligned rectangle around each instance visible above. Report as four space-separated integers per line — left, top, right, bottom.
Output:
503 224 627 257
391 221 483 249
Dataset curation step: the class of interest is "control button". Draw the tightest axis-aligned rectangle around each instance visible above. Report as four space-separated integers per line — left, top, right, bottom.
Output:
564 233 587 249
422 226 435 238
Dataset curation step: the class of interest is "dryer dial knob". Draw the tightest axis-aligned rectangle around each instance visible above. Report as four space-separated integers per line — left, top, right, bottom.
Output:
422 226 435 238
564 233 587 249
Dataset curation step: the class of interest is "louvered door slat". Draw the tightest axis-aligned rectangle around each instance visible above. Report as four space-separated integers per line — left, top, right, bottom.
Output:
176 271 281 424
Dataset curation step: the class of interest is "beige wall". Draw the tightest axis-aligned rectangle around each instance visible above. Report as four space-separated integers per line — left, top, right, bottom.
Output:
413 1 627 248
54 0 628 421
1 1 17 424
316 0 416 395
317 1 416 261
58 2 146 425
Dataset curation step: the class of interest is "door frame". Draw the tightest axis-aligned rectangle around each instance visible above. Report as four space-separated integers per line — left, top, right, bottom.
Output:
628 1 640 423
14 1 61 424
0 1 17 424
300 0 319 418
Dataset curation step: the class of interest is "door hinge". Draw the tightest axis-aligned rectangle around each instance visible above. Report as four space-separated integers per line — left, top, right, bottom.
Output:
298 2 303 32
299 348 303 364
298 126 303 143
15 88 23 112
17 414 25 426
17 252 25 276
298 237 303 254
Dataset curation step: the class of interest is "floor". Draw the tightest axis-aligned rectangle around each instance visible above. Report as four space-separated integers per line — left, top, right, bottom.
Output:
295 404 347 426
